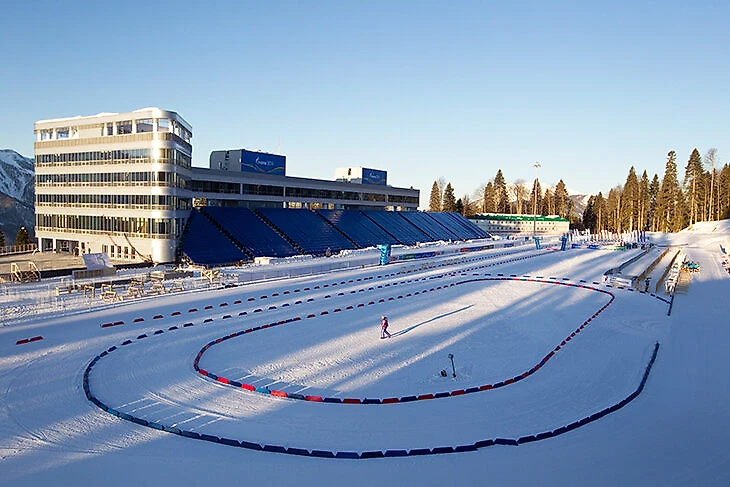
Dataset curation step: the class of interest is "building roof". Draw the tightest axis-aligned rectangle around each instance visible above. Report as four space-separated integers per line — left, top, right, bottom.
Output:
470 213 568 223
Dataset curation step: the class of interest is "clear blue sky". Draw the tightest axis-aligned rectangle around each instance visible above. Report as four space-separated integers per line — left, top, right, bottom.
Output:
2 1 728 208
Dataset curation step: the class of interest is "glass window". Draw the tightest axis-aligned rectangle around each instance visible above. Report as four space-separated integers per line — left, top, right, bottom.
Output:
136 118 154 133
117 120 132 134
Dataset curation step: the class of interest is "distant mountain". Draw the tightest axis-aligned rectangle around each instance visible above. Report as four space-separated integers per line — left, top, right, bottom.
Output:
568 193 591 221
0 149 34 245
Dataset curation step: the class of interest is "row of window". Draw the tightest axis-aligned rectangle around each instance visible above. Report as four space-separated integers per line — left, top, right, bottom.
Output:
38 119 191 143
35 148 191 168
191 180 242 194
190 180 418 205
35 194 190 211
103 244 136 259
36 171 189 189
35 214 187 239
480 224 565 232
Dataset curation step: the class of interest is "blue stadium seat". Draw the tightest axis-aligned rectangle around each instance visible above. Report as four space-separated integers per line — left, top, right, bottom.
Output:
399 212 462 241
202 207 299 258
258 208 355 256
317 209 399 248
362 211 431 245
181 209 248 265
181 208 490 265
428 212 491 240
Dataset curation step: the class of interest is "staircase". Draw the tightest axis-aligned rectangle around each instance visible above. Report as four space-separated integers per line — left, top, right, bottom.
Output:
199 208 256 262
253 209 306 255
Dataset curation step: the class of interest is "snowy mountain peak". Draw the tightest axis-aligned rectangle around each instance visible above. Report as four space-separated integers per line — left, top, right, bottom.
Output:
0 149 34 240
0 149 34 202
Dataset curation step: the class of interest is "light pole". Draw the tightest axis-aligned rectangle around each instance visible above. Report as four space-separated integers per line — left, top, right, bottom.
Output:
448 353 456 378
533 162 541 238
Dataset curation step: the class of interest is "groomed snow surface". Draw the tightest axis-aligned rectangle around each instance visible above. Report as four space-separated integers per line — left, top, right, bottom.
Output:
2 223 729 486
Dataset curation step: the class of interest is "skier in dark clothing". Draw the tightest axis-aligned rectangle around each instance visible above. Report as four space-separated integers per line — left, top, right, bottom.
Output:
380 315 391 339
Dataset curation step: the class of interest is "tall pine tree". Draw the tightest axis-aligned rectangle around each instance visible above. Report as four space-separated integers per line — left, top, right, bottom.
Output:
455 198 464 215
606 187 622 232
683 148 704 225
429 181 442 211
649 174 661 231
638 171 650 231
553 180 569 219
583 196 597 232
594 192 605 232
719 164 730 219
16 227 31 246
620 167 639 232
530 179 542 216
541 188 554 215
442 183 457 212
657 151 684 232
483 182 496 213
494 170 510 213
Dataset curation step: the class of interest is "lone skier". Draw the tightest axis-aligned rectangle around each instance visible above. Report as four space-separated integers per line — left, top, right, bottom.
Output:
380 315 391 339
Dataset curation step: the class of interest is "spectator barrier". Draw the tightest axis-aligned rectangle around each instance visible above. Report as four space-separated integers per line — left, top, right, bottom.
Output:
16 335 43 345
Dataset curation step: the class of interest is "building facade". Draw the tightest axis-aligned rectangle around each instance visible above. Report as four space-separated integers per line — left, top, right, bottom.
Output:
33 109 420 264
34 108 193 263
199 152 416 211
469 213 569 237
191 167 418 212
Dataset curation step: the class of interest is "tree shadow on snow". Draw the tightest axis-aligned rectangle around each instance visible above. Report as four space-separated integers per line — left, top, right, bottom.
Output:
390 305 474 338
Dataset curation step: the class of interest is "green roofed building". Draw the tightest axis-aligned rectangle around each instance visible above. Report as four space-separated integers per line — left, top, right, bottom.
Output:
468 213 569 237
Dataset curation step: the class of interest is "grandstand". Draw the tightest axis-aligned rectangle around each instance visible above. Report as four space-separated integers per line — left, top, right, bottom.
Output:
181 208 491 266
398 211 462 241
316 209 399 248
432 212 491 240
180 210 248 266
201 207 299 258
256 208 354 256
361 210 432 246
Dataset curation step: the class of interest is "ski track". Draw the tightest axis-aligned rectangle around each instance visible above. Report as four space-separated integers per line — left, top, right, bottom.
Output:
4 238 716 485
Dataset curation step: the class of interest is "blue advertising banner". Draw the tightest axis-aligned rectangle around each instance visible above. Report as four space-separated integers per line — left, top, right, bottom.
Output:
241 150 286 175
362 168 387 185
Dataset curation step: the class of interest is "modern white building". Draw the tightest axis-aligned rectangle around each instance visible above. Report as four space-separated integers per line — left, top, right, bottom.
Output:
469 213 569 237
33 108 420 265
34 108 193 263
196 152 417 212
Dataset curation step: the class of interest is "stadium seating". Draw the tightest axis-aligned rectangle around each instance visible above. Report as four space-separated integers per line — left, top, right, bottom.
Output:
317 209 399 248
429 212 491 240
362 211 432 245
181 208 491 265
181 209 248 265
257 208 355 256
399 212 462 241
202 207 299 258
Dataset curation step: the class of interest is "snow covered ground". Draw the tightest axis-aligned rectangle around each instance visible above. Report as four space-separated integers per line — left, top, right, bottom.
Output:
1 223 729 486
